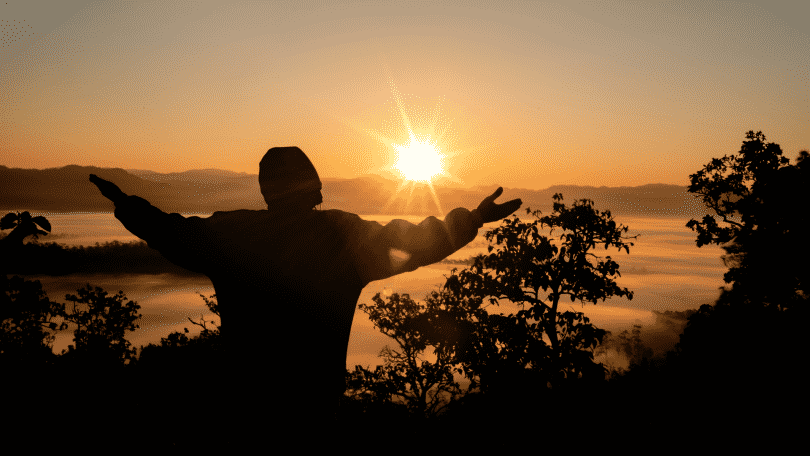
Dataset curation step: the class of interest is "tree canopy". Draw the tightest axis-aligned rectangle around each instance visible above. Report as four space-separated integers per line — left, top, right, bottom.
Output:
686 130 809 309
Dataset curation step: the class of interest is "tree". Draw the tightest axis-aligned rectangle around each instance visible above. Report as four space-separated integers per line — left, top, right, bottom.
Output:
0 212 66 369
678 131 808 404
0 211 51 246
135 292 223 370
61 284 142 367
187 292 221 335
0 275 67 367
686 131 809 309
357 292 463 418
418 279 546 397
343 364 411 421
594 324 654 378
441 193 638 393
1 211 53 298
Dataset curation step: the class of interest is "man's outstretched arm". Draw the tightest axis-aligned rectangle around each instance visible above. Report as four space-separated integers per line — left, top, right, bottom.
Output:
355 187 522 283
89 174 211 273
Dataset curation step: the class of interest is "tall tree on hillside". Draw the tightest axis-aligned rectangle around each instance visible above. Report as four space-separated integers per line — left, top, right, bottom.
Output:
678 131 808 402
435 194 639 395
686 131 809 308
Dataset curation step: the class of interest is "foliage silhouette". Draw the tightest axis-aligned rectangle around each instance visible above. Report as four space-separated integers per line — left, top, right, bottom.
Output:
651 131 810 410
686 131 809 309
357 291 463 418
348 193 640 424
593 322 677 384
1 211 65 384
0 274 67 367
601 133 809 425
438 193 638 395
135 292 222 371
60 284 141 368
343 364 413 422
192 291 221 331
0 208 156 447
0 211 51 245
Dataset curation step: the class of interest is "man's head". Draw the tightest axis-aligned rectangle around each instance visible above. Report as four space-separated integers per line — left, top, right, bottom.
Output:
259 147 323 210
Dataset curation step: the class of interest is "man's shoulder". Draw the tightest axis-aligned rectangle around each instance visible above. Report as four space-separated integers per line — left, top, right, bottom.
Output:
319 208 360 219
203 208 374 231
202 209 266 226
204 209 361 225
208 209 259 218
315 209 364 226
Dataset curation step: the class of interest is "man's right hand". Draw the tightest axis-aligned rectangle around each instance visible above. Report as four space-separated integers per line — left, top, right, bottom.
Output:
89 174 127 204
476 187 522 224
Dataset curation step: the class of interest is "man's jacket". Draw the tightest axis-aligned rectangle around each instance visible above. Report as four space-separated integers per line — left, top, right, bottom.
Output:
113 195 483 416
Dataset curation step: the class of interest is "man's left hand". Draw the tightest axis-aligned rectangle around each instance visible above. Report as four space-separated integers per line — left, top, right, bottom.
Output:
476 187 522 224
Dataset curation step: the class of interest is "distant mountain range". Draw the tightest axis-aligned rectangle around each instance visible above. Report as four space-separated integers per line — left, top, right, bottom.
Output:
0 165 710 218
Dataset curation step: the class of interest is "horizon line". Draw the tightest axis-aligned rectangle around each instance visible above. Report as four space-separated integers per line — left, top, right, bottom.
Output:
0 163 690 190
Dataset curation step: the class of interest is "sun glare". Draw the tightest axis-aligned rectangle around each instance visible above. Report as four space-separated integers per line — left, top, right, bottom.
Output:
392 130 444 183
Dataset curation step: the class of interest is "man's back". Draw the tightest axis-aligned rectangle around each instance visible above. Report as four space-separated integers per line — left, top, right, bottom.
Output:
199 208 369 419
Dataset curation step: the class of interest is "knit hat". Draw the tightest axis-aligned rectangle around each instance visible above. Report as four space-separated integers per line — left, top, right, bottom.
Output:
259 147 322 203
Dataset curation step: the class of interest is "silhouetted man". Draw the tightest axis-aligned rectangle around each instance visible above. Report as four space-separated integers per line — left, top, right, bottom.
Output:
89 146 521 437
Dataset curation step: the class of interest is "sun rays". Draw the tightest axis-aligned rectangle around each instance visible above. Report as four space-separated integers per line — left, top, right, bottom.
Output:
362 81 464 216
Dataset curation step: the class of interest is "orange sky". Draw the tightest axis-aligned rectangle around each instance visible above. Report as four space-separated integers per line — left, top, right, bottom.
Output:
1 0 807 190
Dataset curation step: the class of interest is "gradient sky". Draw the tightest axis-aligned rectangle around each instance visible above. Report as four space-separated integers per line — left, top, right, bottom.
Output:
1 0 807 190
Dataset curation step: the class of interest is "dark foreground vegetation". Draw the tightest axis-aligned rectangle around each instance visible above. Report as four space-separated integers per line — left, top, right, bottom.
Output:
1 132 806 448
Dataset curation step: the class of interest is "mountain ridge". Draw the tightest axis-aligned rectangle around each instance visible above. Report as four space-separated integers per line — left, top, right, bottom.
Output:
0 165 708 217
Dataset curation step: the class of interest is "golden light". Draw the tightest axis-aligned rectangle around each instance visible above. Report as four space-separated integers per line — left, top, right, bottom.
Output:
391 129 444 183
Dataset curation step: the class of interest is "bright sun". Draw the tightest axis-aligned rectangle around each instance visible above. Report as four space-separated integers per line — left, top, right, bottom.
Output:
392 129 444 183
359 80 465 215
